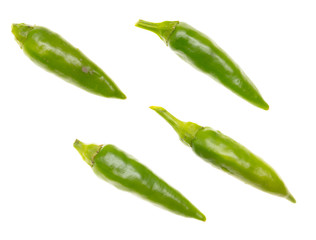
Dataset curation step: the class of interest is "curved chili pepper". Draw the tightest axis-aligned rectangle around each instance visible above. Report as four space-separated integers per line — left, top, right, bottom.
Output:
74 139 206 221
136 20 269 110
150 106 295 203
12 23 126 99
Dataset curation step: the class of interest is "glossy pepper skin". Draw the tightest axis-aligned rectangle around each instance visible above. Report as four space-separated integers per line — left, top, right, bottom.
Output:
136 20 269 110
12 24 126 99
73 139 206 221
150 106 295 203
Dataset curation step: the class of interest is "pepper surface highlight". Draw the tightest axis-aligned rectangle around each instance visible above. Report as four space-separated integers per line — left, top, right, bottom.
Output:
136 20 269 110
150 106 295 203
74 139 206 221
12 23 126 99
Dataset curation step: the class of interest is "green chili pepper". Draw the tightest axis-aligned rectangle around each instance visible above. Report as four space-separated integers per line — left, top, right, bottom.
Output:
73 139 206 221
136 20 269 110
12 23 126 99
150 106 295 203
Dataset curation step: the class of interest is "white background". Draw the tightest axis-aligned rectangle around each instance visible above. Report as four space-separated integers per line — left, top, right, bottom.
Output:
1 0 315 239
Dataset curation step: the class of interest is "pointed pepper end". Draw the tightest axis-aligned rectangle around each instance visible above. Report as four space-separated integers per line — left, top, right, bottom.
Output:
116 91 127 100
261 101 269 111
102 88 126 100
195 211 206 222
286 193 296 204
254 97 269 110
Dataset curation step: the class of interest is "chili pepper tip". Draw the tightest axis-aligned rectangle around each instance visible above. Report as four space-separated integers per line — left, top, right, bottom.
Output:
261 101 269 110
116 92 127 100
286 193 296 203
197 212 206 222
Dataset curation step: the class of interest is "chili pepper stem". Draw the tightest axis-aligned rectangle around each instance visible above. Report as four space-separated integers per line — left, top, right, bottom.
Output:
150 106 202 146
73 139 101 167
12 23 33 48
135 20 179 45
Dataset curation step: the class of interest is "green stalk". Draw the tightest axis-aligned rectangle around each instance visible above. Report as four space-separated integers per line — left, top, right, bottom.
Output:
150 106 202 146
135 20 179 45
11 23 34 48
73 139 102 167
